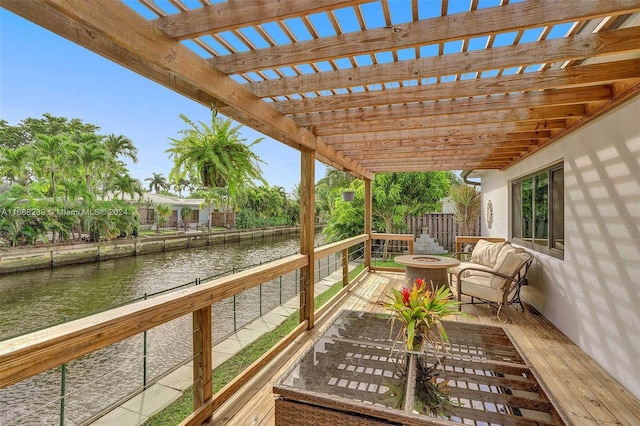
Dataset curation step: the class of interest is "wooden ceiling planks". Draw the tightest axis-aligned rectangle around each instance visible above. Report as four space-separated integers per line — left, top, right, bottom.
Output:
3 0 640 174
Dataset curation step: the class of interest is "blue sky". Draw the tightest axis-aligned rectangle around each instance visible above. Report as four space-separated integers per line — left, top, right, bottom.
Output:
1 0 560 194
0 9 311 195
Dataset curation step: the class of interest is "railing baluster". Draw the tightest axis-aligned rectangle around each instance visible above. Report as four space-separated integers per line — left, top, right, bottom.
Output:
60 316 67 426
60 362 66 426
143 293 148 390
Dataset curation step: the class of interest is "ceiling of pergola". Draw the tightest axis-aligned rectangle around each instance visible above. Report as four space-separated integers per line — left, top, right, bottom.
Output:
4 0 640 179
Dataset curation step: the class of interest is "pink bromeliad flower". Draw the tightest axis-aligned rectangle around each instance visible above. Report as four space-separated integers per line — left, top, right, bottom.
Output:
415 278 425 291
401 287 411 306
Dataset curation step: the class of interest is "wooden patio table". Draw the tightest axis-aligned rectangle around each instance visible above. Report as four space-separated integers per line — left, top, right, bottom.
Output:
274 310 565 426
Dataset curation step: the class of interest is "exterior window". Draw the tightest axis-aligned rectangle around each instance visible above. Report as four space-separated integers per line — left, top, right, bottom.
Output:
550 168 564 251
511 163 564 259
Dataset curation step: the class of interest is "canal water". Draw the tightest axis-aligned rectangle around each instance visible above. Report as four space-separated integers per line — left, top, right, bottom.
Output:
0 232 338 425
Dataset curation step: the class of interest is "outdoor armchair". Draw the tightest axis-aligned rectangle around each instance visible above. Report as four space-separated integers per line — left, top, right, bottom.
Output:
455 248 534 323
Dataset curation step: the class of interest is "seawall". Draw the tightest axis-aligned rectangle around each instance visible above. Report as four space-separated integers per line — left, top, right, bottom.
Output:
0 226 317 274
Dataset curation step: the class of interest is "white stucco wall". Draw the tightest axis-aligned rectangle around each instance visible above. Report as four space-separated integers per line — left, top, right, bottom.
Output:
477 97 640 398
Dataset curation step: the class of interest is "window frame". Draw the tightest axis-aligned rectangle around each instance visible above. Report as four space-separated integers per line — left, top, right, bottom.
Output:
510 161 564 260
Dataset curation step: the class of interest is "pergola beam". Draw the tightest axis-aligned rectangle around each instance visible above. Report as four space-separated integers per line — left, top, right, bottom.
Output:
323 121 565 146
341 143 539 159
249 26 640 98
312 105 585 136
274 59 640 114
290 86 611 127
153 0 370 40
329 135 547 152
209 0 640 74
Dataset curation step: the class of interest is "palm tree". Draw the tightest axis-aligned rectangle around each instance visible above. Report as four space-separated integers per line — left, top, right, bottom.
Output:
59 178 92 207
75 135 108 194
154 203 172 233
111 174 144 200
34 134 75 202
172 177 190 198
84 207 116 241
104 134 138 163
449 184 482 236
0 146 33 197
145 173 168 193
199 188 221 231
180 206 192 229
165 110 266 197
102 134 138 196
0 195 22 246
110 202 139 237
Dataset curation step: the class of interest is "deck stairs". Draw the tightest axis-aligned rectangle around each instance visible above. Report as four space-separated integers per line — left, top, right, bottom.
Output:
413 228 447 255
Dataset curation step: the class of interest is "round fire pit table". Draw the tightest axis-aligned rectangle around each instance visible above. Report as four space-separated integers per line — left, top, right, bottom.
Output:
394 254 460 290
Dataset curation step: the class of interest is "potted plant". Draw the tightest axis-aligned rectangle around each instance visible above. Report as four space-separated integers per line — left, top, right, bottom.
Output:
384 278 465 416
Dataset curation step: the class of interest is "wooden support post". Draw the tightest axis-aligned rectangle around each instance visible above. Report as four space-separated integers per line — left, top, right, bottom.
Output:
364 178 372 270
193 306 212 415
300 148 315 329
342 248 349 287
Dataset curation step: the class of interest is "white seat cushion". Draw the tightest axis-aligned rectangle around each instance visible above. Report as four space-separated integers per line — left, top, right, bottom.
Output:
459 275 499 302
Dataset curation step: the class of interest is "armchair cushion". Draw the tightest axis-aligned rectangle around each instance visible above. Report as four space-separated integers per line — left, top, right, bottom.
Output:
458 250 530 303
494 243 515 271
471 239 509 268
450 262 494 278
451 240 514 279
489 251 526 291
457 275 496 301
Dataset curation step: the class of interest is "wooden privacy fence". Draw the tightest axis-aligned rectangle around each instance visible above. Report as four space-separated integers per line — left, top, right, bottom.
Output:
388 213 481 253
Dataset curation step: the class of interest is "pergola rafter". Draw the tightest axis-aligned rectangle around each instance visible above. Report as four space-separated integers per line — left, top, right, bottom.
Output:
2 0 639 176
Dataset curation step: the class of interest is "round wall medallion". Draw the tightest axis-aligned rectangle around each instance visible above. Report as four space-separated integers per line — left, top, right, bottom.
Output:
487 200 494 229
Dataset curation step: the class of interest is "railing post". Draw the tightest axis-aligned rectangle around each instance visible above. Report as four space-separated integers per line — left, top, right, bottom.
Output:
192 305 212 416
342 248 349 287
299 148 315 329
364 178 372 270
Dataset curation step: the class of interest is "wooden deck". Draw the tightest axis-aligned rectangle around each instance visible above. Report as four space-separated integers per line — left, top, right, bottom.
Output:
222 272 640 426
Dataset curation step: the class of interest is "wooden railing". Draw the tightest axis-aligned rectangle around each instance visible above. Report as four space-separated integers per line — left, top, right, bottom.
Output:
0 233 370 425
369 233 414 273
402 213 481 252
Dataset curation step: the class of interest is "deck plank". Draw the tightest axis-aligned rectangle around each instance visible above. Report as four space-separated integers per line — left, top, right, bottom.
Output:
223 271 640 426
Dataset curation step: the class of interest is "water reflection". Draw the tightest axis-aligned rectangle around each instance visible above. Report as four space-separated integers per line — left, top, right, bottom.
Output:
0 232 331 425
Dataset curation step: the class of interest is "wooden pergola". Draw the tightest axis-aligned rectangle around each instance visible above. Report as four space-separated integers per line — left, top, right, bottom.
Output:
4 0 639 176
1 1 640 424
